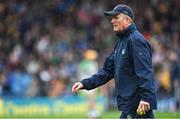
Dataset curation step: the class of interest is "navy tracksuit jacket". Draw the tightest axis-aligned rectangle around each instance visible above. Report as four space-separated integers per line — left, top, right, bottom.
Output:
81 24 157 114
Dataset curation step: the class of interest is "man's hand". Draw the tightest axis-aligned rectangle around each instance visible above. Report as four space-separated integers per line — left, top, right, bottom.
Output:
137 100 150 115
72 82 83 93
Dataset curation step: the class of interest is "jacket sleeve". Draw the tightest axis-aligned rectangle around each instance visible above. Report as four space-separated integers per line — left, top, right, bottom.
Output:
131 38 155 103
81 51 115 90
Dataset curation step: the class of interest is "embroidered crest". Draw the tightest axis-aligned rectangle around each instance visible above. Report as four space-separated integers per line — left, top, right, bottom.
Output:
122 49 125 55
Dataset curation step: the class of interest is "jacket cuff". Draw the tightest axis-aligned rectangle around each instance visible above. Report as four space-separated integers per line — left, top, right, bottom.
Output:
141 98 150 104
80 79 88 90
140 90 152 104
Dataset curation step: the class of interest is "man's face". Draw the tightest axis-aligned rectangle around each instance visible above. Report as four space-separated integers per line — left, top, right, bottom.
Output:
111 13 127 32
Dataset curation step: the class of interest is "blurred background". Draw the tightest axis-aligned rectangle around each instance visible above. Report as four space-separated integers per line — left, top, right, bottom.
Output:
0 0 179 118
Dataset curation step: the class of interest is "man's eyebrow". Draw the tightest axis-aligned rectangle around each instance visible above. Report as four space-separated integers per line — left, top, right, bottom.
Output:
114 15 120 18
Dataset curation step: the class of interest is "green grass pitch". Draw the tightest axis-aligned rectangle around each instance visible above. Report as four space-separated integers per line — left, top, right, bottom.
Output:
1 111 180 119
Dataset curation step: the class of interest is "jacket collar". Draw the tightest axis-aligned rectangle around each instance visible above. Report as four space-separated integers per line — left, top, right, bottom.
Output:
116 23 137 38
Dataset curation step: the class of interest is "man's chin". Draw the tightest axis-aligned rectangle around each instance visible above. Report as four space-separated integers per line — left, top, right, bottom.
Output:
113 28 117 31
113 29 119 32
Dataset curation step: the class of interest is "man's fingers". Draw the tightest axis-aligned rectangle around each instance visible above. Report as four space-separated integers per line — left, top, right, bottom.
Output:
76 84 82 90
138 104 142 110
137 107 141 113
72 83 79 92
144 103 150 112
137 101 151 115
144 105 148 112
137 104 143 114
142 102 150 112
141 105 145 114
72 83 77 92
72 82 83 93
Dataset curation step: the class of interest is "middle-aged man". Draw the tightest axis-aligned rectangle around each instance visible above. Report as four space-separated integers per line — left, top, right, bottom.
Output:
72 4 157 119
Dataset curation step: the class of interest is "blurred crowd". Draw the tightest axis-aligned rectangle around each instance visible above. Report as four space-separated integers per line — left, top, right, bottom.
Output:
0 0 179 111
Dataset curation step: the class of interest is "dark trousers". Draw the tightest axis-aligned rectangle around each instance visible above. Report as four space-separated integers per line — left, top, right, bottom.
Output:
119 110 154 119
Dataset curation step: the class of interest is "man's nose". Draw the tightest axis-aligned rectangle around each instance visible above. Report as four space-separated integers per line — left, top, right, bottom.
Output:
111 18 115 24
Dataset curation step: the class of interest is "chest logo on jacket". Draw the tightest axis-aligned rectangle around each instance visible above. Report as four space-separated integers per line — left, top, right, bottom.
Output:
122 49 125 55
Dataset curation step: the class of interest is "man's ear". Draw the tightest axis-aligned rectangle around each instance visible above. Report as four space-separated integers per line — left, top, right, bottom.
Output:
124 18 130 25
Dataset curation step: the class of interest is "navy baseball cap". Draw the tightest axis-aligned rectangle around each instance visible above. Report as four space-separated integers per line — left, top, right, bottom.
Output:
104 4 135 20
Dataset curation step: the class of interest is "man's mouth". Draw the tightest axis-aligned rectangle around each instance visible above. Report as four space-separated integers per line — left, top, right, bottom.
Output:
113 25 117 28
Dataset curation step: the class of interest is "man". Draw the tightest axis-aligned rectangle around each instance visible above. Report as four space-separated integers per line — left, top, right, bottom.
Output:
72 4 157 119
